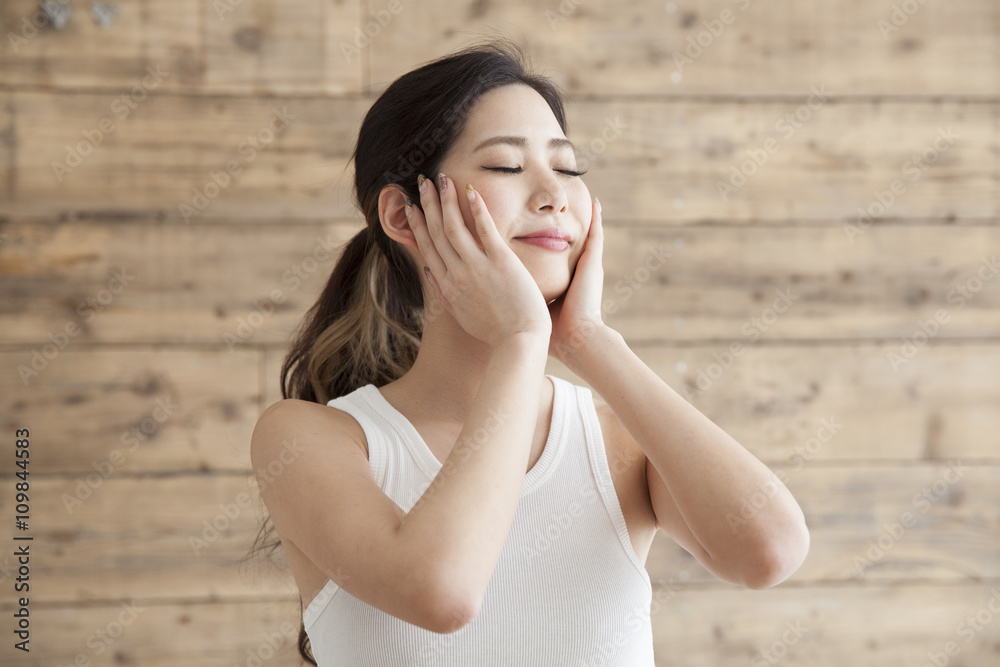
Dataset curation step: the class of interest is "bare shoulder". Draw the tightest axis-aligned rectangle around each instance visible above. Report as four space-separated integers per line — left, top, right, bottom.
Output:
251 397 369 463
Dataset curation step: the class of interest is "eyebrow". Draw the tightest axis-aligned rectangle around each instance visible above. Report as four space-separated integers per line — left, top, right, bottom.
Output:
472 135 576 153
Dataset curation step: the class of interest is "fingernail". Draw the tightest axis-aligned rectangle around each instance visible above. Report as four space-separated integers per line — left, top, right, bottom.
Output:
437 173 447 192
466 183 475 202
595 197 601 212
404 198 412 217
417 174 426 191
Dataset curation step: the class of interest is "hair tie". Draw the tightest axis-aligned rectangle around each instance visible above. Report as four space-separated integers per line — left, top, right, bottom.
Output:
364 224 389 254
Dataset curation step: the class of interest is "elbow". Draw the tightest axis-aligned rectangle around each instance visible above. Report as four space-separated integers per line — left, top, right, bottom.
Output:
424 574 482 634
742 521 811 590
425 589 480 634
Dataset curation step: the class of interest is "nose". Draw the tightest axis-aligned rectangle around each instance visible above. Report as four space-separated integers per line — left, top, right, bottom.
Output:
530 172 569 214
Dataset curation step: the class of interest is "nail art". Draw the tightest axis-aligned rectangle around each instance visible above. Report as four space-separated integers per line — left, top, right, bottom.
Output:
405 197 412 208
437 173 447 192
417 174 426 190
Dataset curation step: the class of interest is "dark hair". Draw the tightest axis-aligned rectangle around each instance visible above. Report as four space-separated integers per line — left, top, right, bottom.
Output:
242 35 568 664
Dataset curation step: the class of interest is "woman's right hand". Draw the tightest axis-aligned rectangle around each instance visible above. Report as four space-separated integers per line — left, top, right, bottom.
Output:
405 172 552 349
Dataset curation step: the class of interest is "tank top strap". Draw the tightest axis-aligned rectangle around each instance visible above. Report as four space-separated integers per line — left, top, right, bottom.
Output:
326 390 388 489
573 381 654 590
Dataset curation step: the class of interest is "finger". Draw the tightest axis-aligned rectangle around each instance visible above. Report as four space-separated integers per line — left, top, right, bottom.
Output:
581 197 604 260
405 188 448 282
590 198 604 245
436 173 481 261
465 183 504 256
418 173 463 271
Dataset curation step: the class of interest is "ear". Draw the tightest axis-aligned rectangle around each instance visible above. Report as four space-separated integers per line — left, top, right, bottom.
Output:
378 184 418 252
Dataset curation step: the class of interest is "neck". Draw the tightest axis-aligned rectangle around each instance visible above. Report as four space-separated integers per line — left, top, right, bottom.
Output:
385 293 548 425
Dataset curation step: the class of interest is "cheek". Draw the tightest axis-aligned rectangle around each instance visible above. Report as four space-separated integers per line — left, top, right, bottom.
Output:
573 182 592 215
469 188 517 238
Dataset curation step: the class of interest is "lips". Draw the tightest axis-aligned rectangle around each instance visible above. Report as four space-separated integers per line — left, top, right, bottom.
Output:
513 227 570 242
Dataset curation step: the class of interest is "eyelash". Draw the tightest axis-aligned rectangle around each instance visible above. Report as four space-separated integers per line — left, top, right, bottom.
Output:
484 166 588 177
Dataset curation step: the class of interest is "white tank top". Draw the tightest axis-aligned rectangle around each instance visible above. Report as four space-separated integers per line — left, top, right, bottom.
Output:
302 373 655 666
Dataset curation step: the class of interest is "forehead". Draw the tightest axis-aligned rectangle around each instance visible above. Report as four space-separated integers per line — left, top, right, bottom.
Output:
457 83 565 149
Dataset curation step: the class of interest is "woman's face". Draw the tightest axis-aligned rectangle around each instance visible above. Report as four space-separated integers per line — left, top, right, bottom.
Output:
428 83 593 305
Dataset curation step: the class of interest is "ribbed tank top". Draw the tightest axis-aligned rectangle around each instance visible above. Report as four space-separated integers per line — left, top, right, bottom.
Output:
302 373 655 666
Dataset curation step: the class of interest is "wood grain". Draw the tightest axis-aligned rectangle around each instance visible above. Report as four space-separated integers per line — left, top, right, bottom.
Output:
1 92 995 223
2 222 998 346
0 0 362 94
2 2 998 664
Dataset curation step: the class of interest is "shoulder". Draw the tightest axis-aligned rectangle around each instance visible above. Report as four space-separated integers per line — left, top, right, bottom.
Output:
253 398 333 436
251 398 367 466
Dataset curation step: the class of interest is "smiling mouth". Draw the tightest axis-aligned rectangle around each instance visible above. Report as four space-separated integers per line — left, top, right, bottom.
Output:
513 236 570 251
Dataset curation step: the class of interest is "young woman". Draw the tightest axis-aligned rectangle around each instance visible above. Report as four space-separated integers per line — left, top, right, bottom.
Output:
246 38 810 666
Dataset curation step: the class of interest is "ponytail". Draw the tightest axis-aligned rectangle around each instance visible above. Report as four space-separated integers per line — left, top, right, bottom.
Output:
281 223 424 406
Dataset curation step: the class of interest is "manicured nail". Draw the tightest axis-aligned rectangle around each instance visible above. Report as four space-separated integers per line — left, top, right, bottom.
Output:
466 183 475 202
437 173 447 192
405 197 412 208
417 174 426 190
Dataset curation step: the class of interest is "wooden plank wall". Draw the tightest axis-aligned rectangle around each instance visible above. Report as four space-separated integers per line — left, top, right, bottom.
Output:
1 0 998 664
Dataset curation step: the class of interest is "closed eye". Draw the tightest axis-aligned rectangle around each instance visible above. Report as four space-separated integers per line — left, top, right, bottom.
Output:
484 166 587 177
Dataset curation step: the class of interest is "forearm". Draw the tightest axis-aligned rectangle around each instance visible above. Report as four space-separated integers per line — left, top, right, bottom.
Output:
565 325 808 583
397 332 550 615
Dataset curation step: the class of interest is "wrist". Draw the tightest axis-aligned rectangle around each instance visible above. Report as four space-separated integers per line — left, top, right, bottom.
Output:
561 323 623 377
494 330 551 354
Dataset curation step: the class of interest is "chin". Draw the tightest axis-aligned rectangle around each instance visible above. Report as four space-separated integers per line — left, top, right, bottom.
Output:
521 257 574 305
540 281 570 305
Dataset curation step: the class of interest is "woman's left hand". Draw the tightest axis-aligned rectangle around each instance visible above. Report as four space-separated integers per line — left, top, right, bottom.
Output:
547 198 607 365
